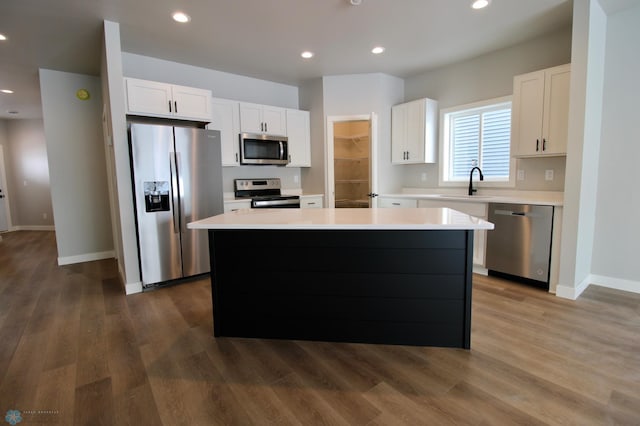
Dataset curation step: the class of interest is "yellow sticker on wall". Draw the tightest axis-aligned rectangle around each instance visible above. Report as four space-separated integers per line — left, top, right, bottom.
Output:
76 89 90 101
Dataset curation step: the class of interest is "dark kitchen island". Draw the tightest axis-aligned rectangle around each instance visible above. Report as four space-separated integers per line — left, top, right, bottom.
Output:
188 208 493 349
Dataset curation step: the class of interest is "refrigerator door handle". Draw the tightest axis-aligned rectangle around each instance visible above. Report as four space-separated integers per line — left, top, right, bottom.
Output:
170 152 180 234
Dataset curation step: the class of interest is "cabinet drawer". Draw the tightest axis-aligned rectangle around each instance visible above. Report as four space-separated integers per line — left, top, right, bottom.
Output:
300 196 323 209
378 198 418 208
223 200 251 213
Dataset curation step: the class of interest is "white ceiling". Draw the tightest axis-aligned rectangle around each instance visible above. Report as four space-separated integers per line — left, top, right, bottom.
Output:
0 0 574 120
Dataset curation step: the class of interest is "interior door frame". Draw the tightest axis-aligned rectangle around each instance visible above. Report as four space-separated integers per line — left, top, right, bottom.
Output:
325 113 378 208
0 145 13 232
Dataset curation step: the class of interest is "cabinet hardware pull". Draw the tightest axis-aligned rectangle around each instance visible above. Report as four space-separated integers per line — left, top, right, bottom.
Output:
308 202 316 205
265 122 268 132
392 202 401 206
536 139 539 151
174 101 178 113
261 122 264 132
543 138 546 151
235 153 238 162
169 101 172 113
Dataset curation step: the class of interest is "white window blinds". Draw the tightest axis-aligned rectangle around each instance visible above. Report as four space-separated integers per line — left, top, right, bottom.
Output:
446 101 511 182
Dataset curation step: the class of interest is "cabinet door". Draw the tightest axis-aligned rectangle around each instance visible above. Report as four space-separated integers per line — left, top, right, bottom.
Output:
210 98 240 166
262 106 287 136
512 70 545 156
405 99 426 163
286 109 310 167
541 65 570 155
239 103 264 133
171 85 212 121
391 103 408 164
125 78 172 117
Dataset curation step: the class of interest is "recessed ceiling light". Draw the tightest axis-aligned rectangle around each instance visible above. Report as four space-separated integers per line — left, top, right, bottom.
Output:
471 0 490 9
350 0 363 5
301 51 314 59
172 12 191 23
1 89 14 94
371 46 385 55
0 34 7 41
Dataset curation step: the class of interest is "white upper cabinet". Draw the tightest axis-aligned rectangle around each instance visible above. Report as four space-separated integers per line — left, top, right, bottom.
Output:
511 64 571 157
286 109 311 167
239 102 287 136
391 97 438 164
125 78 213 121
208 98 241 167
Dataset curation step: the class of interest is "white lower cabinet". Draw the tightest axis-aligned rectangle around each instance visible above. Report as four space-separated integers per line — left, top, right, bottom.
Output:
418 199 488 267
377 197 418 208
300 195 323 209
223 200 251 212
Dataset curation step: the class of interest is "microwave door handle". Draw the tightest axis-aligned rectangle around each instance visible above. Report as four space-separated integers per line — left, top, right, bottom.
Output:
280 141 285 161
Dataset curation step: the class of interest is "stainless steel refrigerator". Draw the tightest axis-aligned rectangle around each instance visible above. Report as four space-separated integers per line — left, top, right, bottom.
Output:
128 122 223 288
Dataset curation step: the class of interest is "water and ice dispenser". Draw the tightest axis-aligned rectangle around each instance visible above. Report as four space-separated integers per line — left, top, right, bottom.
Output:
143 181 170 212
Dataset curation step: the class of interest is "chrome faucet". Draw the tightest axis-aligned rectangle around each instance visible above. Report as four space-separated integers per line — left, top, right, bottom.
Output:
468 166 484 196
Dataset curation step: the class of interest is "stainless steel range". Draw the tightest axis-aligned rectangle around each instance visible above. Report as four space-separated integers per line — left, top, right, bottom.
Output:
234 178 300 208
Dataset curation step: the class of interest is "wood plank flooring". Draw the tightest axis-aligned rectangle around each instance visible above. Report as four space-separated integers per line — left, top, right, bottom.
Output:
1 230 639 425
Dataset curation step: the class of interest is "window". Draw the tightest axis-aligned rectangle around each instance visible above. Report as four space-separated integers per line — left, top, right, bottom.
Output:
440 97 513 184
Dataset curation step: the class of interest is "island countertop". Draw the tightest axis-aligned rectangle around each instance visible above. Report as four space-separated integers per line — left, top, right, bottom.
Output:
188 207 494 231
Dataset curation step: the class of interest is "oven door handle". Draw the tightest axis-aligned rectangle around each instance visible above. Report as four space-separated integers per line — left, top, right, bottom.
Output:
252 198 300 208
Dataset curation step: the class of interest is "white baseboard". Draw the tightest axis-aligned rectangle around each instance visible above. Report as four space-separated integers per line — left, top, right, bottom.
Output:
125 281 143 295
11 225 55 231
473 265 488 276
58 250 115 266
555 275 592 300
590 274 640 295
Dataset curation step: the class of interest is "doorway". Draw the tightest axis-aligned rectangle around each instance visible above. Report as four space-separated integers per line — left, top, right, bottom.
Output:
326 114 378 208
0 146 12 232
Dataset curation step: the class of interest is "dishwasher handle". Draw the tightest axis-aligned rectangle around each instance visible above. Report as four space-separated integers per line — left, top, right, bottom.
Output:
493 209 528 217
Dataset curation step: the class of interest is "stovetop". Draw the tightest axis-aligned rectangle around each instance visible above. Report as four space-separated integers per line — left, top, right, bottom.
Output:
234 178 299 200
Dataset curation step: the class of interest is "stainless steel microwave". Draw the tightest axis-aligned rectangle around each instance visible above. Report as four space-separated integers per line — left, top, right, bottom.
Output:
239 133 289 166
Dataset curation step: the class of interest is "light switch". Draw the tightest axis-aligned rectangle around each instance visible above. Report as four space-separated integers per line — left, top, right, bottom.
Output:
421 172 427 182
545 169 554 181
517 170 525 181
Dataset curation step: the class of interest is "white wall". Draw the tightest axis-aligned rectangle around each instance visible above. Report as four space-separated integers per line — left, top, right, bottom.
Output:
39 69 114 265
4 119 54 228
402 27 572 192
299 78 326 195
590 1 640 292
102 20 141 294
322 73 405 195
557 0 608 299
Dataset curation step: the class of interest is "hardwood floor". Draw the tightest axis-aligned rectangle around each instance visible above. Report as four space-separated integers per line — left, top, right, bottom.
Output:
1 230 639 425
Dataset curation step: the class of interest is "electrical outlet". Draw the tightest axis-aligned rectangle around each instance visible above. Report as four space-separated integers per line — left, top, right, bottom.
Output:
294 175 299 184
545 169 554 181
421 172 427 182
517 170 525 181
43 213 47 219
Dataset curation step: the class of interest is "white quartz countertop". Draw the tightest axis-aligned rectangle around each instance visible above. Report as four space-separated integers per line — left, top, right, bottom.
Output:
379 192 564 206
188 207 494 231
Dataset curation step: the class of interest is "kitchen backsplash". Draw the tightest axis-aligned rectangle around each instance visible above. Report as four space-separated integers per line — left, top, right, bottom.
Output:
222 166 302 193
402 156 566 192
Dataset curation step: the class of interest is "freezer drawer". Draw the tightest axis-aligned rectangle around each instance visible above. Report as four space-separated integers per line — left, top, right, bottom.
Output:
485 203 553 285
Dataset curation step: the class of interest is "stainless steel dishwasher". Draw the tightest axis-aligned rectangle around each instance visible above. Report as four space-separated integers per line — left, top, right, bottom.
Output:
485 203 554 288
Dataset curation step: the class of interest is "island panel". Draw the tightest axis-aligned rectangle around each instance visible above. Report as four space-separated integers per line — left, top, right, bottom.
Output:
209 229 474 348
